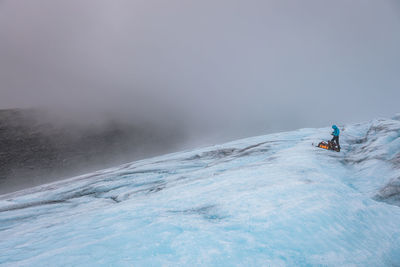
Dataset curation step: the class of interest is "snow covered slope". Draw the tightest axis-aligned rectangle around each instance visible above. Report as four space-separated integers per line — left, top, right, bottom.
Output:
1 117 400 266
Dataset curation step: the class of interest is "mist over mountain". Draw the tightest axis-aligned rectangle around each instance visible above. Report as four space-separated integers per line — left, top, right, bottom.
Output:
1 0 400 141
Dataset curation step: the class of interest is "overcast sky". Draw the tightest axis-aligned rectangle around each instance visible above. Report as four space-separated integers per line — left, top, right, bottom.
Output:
1 0 399 144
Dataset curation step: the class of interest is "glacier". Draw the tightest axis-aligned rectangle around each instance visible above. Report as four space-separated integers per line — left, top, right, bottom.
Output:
1 117 400 266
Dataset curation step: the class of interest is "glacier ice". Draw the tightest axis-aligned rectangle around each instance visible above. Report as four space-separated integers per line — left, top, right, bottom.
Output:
1 118 400 266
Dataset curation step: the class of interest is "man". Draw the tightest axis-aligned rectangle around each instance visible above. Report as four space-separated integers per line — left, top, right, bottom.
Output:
331 125 340 151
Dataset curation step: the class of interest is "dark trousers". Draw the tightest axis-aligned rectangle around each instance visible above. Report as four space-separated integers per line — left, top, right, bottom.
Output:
331 135 340 148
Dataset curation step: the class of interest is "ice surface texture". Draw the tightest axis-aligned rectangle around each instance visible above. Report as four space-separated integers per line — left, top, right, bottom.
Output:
1 118 400 266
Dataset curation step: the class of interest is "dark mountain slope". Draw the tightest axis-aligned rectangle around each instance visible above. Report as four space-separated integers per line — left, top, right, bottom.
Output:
0 109 184 193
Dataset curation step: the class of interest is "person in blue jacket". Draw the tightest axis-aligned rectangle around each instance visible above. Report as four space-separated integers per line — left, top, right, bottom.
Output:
331 125 340 150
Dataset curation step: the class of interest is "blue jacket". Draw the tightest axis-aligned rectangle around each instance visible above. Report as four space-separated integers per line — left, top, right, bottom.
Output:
332 125 340 136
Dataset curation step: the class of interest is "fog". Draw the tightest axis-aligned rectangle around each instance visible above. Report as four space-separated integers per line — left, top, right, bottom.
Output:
1 0 400 147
